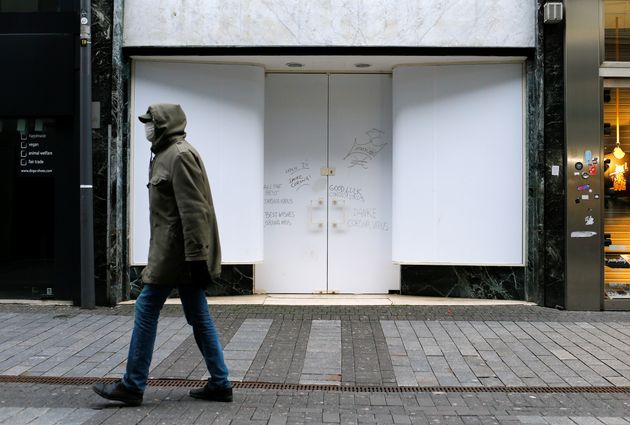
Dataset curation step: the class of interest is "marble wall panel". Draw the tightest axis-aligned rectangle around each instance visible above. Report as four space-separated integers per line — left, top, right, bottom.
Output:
92 0 114 305
129 265 253 297
108 0 129 304
209 265 254 296
401 266 525 300
542 6 566 309
123 0 535 48
526 20 545 305
544 230 566 309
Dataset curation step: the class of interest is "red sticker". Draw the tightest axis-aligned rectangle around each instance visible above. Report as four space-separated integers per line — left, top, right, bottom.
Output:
589 165 597 175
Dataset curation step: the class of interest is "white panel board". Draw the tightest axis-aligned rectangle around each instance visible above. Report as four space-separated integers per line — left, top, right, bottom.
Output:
255 74 328 293
392 64 524 265
328 74 400 293
131 61 264 264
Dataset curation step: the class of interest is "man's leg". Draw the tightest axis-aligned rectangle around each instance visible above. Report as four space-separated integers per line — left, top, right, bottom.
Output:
122 284 172 393
178 286 231 391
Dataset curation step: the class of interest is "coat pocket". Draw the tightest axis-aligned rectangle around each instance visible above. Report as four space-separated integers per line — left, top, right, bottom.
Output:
147 175 168 188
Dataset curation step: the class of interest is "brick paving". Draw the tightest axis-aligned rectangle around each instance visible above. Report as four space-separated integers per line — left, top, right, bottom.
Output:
0 313 189 379
0 304 627 423
382 321 630 387
0 383 627 424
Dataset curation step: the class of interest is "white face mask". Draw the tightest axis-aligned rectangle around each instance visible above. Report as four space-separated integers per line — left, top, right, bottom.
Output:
144 122 155 142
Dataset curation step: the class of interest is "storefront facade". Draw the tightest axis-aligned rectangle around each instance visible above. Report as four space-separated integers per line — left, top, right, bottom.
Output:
118 0 540 302
6 0 626 310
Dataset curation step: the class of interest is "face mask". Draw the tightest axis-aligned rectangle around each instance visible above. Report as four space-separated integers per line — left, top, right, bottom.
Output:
144 122 155 142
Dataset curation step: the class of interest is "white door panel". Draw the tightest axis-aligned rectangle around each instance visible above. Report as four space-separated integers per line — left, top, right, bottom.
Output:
328 75 399 293
256 74 328 293
257 74 399 294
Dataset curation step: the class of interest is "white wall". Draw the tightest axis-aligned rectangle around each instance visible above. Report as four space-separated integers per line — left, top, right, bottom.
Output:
130 62 264 265
392 63 525 266
123 0 535 48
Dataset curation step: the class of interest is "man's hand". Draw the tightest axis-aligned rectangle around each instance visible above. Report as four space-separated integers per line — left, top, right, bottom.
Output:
189 260 212 286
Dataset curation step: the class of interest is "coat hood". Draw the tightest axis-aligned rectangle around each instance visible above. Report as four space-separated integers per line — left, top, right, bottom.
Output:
139 103 187 153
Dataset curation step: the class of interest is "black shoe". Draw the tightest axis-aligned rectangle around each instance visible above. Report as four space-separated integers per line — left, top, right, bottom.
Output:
189 382 233 402
92 380 143 406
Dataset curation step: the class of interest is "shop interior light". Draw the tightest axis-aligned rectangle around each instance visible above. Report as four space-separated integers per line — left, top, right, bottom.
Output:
615 87 626 159
614 17 625 160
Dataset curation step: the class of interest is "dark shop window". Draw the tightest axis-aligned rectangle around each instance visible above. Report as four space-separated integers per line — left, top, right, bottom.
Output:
0 0 63 12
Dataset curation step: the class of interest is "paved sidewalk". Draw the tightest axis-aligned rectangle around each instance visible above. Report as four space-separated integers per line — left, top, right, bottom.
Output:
0 304 627 424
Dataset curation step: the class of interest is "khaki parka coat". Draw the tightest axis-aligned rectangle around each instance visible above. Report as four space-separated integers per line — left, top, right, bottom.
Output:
140 104 221 285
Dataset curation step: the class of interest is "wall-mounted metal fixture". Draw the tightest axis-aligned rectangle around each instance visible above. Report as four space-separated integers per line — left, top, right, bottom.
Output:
286 62 304 68
544 2 564 24
80 1 95 309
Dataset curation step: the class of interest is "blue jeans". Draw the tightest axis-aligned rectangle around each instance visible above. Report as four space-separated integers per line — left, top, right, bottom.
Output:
122 284 230 393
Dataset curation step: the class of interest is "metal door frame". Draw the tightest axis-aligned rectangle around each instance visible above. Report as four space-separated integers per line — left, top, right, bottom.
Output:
565 0 604 310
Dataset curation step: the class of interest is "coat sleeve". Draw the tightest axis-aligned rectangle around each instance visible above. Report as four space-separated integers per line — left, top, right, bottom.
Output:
171 150 212 261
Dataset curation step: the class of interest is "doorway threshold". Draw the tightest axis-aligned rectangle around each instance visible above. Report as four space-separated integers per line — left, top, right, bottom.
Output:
0 299 74 306
120 294 535 306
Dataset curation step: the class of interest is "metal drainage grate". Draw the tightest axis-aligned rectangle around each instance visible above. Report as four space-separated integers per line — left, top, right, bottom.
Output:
0 376 628 394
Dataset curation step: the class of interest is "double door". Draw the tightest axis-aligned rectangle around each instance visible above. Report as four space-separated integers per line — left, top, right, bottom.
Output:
256 74 399 293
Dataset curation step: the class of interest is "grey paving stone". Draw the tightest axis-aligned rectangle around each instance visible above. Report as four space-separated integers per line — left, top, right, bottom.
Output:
221 319 273 381
597 418 630 425
516 416 548 424
569 418 606 425
301 321 341 385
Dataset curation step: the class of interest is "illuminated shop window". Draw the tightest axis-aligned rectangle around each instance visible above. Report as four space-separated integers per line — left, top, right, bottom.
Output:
604 0 630 62
603 86 630 300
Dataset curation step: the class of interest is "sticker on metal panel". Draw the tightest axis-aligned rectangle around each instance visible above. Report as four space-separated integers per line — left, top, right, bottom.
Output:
570 231 597 238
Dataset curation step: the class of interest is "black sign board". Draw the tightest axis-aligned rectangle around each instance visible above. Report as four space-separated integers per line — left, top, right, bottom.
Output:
18 132 53 175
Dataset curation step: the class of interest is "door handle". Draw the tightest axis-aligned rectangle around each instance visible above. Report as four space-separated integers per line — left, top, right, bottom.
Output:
331 198 346 229
309 199 324 228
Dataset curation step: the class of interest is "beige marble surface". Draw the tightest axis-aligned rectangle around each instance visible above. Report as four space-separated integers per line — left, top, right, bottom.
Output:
124 0 535 48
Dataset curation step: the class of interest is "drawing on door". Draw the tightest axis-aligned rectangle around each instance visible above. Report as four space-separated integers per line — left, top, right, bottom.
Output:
256 74 400 294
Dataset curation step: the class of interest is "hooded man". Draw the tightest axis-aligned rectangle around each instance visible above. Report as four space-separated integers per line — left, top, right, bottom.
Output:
93 103 232 406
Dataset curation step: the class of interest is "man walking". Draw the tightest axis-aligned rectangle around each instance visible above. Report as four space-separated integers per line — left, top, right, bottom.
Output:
93 103 232 406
